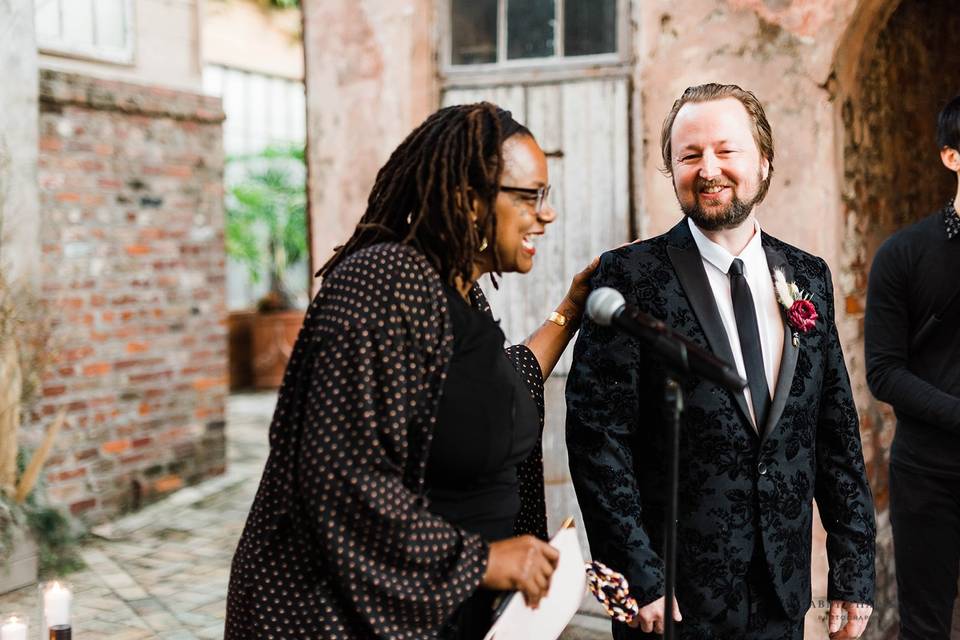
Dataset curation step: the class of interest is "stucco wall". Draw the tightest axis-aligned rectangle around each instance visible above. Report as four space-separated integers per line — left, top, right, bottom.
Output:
203 0 303 81
302 0 437 278
0 0 41 282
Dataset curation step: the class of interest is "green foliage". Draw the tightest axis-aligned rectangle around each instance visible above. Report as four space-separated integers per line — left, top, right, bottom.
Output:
0 498 17 565
0 452 84 578
269 0 299 7
225 145 308 310
23 499 85 577
0 495 84 578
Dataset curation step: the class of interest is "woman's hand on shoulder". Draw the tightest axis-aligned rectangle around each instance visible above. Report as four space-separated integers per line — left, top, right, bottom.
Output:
564 256 600 312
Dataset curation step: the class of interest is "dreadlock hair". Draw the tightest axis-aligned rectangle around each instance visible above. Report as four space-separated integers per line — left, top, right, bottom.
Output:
317 102 532 287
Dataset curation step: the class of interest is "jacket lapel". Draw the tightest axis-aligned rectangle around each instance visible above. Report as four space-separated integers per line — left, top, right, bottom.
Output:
665 221 755 433
761 240 799 441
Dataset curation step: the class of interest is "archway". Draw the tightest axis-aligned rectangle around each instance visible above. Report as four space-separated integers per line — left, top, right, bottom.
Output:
836 0 960 632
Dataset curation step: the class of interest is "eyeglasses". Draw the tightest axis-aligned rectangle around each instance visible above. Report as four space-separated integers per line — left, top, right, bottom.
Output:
500 184 551 214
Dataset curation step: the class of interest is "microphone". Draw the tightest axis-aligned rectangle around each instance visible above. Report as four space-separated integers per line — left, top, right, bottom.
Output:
586 287 747 392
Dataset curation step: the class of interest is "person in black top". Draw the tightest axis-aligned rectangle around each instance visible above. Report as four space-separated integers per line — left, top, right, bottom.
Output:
865 95 960 640
225 103 598 639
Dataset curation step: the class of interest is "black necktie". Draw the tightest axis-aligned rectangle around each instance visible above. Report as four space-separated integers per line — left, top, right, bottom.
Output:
729 258 771 431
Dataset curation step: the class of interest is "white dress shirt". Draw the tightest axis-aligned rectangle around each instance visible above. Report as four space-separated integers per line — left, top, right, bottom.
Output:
688 217 785 427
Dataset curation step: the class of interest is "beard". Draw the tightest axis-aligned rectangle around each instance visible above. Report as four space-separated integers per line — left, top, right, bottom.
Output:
680 175 763 231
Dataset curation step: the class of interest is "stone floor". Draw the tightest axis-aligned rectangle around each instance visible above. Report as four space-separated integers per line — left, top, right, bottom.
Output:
0 393 609 639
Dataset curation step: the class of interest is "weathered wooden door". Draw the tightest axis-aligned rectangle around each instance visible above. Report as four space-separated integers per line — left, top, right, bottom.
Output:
442 77 631 375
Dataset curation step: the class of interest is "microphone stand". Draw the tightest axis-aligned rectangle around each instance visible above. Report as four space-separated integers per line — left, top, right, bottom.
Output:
654 340 688 640
590 289 745 640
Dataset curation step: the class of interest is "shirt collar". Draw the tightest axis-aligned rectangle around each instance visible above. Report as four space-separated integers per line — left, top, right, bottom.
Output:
945 200 960 240
688 217 766 276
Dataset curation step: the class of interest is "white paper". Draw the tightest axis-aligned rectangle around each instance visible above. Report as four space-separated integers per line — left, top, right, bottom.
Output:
482 527 586 640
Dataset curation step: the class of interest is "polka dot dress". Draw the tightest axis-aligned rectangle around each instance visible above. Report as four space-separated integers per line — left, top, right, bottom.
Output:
225 243 548 638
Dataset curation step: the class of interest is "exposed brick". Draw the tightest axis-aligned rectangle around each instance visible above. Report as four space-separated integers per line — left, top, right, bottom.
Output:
56 192 82 203
101 439 131 455
75 448 99 461
192 376 226 391
32 69 227 527
83 362 112 376
845 295 864 315
54 468 87 482
152 474 183 494
69 498 97 515
120 453 148 466
127 342 150 353
39 136 62 151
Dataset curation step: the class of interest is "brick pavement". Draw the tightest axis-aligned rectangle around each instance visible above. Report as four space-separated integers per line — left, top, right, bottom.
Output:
1 392 608 639
0 393 267 639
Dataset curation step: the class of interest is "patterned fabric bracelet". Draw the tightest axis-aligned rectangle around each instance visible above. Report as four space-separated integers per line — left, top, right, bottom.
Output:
585 560 640 623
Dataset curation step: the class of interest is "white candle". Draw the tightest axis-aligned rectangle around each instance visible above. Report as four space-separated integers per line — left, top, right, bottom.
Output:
0 616 27 640
43 582 72 628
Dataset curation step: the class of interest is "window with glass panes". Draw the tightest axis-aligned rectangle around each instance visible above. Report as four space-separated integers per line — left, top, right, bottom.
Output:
450 0 618 66
36 0 134 64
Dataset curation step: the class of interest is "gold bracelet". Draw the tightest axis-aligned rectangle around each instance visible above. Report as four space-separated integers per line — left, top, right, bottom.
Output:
547 311 568 327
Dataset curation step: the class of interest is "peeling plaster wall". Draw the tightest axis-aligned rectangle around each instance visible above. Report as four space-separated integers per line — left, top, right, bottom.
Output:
840 0 960 508
302 0 437 280
0 0 40 282
837 1 960 634
635 0 857 262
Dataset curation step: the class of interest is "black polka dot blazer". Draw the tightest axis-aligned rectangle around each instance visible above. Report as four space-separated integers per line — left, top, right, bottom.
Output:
225 243 548 639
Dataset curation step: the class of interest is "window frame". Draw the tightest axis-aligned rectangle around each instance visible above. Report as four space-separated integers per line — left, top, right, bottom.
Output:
440 0 629 79
36 0 136 66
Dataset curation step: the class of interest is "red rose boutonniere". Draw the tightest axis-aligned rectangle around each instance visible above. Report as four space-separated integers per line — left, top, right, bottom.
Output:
773 269 818 346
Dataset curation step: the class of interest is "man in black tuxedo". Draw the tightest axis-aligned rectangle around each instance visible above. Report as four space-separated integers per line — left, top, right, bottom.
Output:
566 83 876 639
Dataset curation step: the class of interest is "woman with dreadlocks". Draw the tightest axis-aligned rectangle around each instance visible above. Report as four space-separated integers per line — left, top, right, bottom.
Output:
225 103 597 639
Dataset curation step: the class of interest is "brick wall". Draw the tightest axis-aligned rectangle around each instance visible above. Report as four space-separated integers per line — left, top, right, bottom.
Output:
30 69 227 524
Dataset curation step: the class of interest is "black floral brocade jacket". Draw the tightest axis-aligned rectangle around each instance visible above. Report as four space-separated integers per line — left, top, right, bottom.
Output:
225 243 548 639
566 220 876 626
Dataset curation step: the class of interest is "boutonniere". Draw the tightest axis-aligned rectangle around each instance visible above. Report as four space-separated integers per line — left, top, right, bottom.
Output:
773 269 818 347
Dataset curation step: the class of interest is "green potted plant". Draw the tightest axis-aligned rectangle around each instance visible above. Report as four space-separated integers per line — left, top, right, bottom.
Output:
225 145 308 388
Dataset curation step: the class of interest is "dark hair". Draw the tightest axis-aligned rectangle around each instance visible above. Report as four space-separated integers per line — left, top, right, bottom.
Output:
660 83 775 204
937 95 960 151
317 103 532 285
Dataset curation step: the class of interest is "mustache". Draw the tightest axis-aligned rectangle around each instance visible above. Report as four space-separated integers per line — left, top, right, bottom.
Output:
695 178 734 190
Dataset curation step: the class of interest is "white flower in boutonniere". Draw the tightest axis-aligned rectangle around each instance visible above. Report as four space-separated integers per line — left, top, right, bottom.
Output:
773 269 818 347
